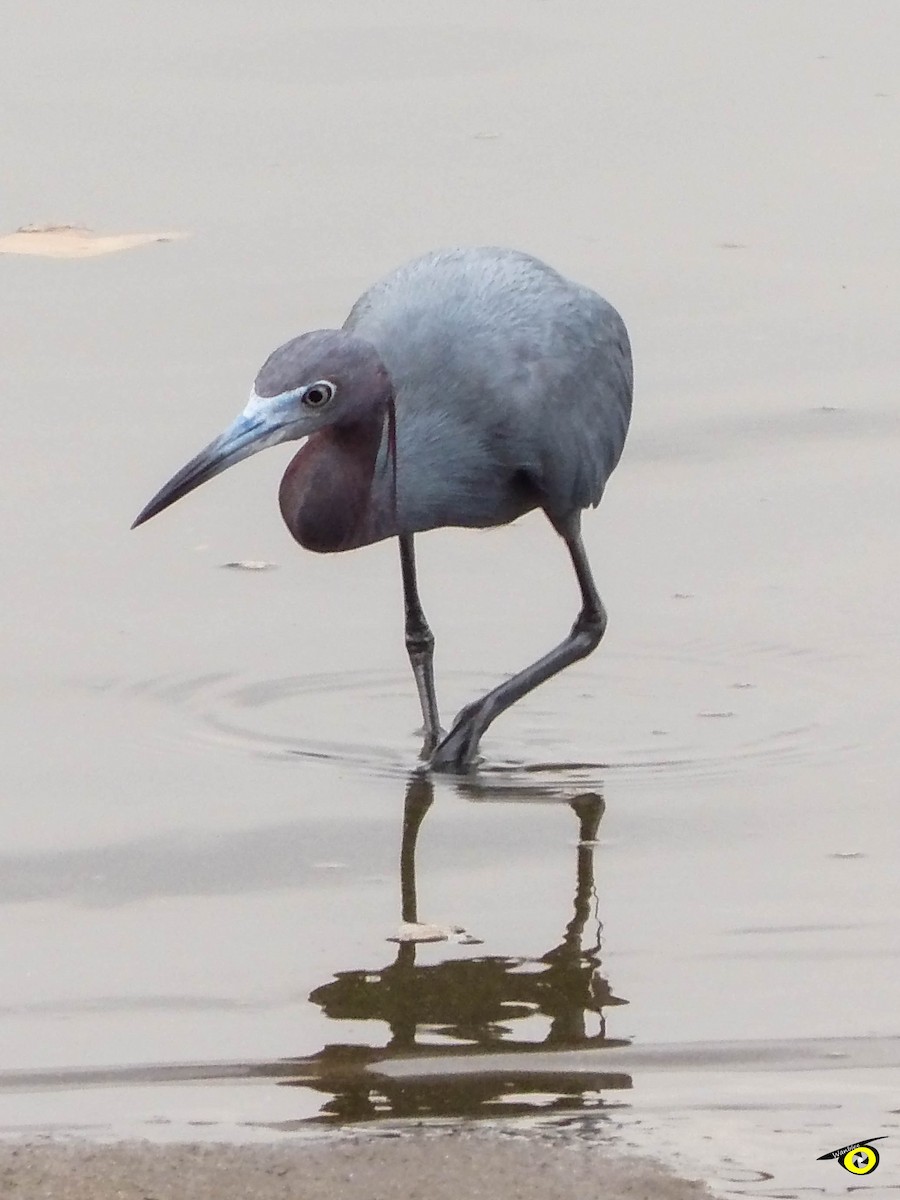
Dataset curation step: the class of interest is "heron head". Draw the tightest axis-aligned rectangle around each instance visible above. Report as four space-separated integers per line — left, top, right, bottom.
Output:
132 330 393 528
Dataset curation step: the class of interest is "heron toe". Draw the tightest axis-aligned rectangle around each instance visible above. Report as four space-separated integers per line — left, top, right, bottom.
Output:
429 708 484 771
418 724 448 760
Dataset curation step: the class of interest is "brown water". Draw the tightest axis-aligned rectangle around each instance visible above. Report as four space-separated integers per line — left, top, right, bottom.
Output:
1 3 898 1196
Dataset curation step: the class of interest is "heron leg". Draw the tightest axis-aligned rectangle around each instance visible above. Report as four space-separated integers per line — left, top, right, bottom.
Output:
399 534 444 756
429 521 607 771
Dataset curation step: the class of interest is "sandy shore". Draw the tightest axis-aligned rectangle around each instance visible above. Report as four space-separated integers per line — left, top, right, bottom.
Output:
0 1134 714 1200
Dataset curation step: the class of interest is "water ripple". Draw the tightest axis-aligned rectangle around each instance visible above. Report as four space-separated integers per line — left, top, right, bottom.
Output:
98 636 864 790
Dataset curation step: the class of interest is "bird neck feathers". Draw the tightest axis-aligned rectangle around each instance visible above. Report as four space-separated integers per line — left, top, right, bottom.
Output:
278 402 396 553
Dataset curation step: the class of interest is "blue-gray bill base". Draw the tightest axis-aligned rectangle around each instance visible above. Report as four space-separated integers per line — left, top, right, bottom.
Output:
133 247 633 770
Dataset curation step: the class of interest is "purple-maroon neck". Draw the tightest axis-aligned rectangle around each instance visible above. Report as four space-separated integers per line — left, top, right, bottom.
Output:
278 402 394 554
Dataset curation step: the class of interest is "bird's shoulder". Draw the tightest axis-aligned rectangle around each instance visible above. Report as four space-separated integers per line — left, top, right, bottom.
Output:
346 247 633 517
345 246 625 386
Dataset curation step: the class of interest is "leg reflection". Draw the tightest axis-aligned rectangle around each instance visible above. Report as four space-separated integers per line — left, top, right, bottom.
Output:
301 778 630 1122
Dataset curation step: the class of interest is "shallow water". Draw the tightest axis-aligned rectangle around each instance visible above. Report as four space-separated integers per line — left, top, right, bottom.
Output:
2 3 899 1197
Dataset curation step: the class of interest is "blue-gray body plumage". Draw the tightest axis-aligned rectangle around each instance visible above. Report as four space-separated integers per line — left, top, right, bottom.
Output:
343 246 632 538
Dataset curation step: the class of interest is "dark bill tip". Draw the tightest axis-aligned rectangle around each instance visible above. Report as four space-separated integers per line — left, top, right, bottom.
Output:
131 446 227 529
131 414 274 530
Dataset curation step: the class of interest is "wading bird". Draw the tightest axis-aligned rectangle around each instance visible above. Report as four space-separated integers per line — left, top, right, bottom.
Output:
133 247 632 770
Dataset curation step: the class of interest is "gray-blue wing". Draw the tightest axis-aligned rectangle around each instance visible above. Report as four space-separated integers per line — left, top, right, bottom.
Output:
514 282 632 518
345 246 633 527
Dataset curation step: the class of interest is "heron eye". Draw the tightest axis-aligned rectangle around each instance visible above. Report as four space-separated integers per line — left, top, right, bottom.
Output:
303 380 336 408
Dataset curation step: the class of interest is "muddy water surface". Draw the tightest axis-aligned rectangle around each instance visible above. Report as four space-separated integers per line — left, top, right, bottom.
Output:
2 3 898 1197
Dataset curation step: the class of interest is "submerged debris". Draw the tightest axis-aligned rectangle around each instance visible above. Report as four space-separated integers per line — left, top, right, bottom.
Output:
389 922 483 945
221 560 278 571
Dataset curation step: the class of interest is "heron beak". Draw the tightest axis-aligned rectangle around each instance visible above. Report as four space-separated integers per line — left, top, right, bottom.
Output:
131 408 293 529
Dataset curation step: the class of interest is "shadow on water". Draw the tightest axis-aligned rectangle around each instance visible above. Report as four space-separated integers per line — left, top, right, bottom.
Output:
262 774 632 1125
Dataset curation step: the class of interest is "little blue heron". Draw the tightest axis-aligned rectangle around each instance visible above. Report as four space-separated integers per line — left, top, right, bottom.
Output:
133 247 633 770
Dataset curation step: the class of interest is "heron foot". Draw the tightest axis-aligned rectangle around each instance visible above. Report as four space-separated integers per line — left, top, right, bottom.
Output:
427 701 484 771
418 724 448 760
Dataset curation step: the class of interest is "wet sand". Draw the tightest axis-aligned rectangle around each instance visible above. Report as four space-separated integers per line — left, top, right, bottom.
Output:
0 1134 714 1200
2 1 899 1198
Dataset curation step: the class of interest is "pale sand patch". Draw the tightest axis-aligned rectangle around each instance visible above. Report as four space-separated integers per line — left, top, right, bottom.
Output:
0 1134 717 1200
0 224 187 258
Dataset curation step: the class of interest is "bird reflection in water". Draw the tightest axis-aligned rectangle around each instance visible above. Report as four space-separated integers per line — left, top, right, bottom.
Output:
264 775 630 1124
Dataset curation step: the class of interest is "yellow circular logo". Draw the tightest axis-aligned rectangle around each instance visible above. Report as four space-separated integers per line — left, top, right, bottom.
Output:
841 1145 879 1175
